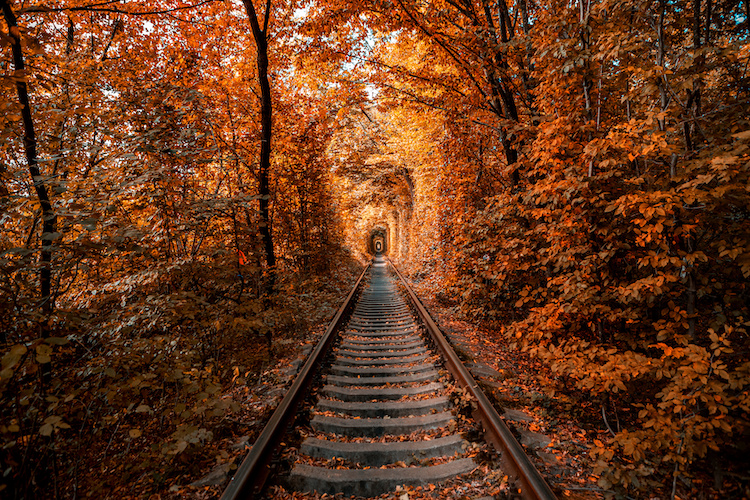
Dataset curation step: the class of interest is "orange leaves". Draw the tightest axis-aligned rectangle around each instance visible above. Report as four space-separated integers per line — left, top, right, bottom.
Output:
514 286 535 308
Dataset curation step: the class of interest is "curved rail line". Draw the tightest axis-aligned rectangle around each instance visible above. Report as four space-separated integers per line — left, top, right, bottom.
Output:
221 257 556 499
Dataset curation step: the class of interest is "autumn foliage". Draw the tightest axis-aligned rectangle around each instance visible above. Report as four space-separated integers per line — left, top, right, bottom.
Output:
0 0 358 497
313 0 750 495
1 0 749 497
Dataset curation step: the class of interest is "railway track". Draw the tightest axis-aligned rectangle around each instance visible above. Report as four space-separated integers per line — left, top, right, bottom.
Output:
222 257 556 499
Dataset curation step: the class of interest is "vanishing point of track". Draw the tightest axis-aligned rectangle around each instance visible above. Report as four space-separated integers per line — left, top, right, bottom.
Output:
221 256 557 499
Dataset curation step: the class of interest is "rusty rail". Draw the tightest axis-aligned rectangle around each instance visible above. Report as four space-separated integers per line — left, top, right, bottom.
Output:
389 261 557 500
221 263 370 499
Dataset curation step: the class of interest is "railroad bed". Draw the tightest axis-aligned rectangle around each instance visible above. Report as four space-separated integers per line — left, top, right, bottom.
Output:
222 257 556 499
287 258 474 496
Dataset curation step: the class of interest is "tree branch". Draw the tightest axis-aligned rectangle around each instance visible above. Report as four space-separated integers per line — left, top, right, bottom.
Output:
21 0 219 17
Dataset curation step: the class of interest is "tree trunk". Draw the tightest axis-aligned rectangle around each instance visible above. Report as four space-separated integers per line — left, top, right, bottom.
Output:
1 0 57 331
685 0 703 153
242 0 276 286
656 0 669 133
481 0 520 181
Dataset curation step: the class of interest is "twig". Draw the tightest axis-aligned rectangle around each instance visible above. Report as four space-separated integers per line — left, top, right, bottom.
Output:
671 433 685 500
602 404 617 437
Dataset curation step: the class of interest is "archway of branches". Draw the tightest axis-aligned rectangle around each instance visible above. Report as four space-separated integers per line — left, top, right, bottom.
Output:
367 224 389 255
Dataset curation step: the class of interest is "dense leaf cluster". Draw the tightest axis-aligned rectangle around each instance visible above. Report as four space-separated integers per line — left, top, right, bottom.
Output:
0 0 358 497
315 0 750 495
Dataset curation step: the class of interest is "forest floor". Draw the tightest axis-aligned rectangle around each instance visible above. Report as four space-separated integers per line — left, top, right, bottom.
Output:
161 263 746 500
409 286 604 499
407 274 750 500
170 322 333 499
36 261 368 499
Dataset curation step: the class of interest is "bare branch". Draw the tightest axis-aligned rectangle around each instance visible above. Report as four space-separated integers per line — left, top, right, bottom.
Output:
20 0 219 17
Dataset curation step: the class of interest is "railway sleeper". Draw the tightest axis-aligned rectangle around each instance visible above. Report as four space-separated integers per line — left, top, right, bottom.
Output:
316 396 451 418
341 337 423 347
334 354 432 366
328 363 436 378
325 371 440 386
299 434 469 466
281 260 479 498
286 459 477 497
335 347 428 357
320 382 442 402
225 257 555 499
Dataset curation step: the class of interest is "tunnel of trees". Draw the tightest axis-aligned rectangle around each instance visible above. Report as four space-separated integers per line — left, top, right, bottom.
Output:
369 227 388 255
0 0 748 498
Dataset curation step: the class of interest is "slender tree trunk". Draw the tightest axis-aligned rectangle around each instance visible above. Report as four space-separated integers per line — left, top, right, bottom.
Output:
1 0 57 331
241 0 276 285
704 0 712 45
481 0 520 182
656 0 669 133
685 0 702 153
693 0 702 47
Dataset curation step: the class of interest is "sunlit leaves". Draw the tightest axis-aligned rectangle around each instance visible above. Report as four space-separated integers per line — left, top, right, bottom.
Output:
338 0 750 493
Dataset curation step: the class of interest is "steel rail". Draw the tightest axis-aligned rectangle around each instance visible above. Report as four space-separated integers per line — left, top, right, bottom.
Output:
221 263 371 499
389 261 558 500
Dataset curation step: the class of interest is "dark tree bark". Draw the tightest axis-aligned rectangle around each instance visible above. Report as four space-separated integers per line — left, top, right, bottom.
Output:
395 0 521 182
685 0 703 153
1 0 57 328
242 0 276 281
476 0 520 179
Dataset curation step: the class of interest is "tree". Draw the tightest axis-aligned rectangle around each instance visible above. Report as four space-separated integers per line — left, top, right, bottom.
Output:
242 0 276 280
1 0 57 336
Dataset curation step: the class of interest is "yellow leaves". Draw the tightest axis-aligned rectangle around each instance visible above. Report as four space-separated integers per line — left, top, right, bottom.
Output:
622 436 638 457
39 416 70 436
708 329 720 344
35 344 52 364
709 327 735 356
718 241 747 260
1 344 27 379
683 251 709 265
710 154 741 167
653 342 673 356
